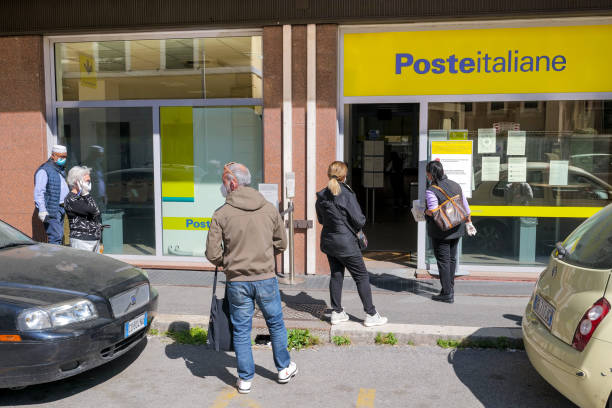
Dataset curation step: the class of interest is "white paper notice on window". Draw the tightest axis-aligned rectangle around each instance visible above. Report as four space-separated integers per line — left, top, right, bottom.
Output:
258 184 279 209
508 157 527 182
549 160 569 186
507 130 526 156
481 156 500 181
478 128 496 154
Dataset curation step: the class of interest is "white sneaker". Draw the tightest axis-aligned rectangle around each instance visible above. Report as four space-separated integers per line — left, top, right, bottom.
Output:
330 310 349 325
278 361 298 384
364 312 388 327
236 378 252 394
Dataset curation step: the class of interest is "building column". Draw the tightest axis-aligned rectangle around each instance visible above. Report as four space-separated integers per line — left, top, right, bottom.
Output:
0 36 48 240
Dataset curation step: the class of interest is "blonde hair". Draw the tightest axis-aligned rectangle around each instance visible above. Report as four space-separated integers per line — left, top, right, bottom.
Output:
327 161 348 196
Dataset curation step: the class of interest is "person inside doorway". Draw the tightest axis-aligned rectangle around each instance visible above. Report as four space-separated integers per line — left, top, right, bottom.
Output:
316 161 388 327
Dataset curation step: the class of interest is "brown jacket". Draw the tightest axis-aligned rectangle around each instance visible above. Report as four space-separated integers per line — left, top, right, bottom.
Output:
205 186 287 282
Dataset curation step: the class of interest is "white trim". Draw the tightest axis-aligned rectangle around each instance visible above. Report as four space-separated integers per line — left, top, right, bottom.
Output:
342 93 612 104
417 101 428 271
108 254 214 265
339 16 612 35
54 98 263 108
306 24 317 275
152 107 163 257
46 28 263 44
282 24 293 275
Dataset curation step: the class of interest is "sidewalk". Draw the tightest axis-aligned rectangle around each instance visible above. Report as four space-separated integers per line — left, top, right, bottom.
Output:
148 268 533 346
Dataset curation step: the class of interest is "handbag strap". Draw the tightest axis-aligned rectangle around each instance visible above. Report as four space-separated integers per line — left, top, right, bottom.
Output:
212 266 218 296
431 184 454 201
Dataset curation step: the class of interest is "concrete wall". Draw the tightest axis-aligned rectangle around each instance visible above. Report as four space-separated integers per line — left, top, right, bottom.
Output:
0 36 47 240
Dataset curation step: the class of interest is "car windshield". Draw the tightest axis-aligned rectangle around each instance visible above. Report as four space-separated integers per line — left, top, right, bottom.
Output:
0 221 35 249
561 204 612 270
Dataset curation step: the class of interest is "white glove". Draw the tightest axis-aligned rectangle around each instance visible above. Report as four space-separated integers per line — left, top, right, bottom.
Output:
466 222 477 236
38 211 48 222
78 180 92 196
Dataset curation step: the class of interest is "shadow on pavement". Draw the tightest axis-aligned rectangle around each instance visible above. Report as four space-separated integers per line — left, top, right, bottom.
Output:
368 272 438 297
279 291 328 321
503 314 523 326
164 340 277 387
0 338 147 405
449 347 576 407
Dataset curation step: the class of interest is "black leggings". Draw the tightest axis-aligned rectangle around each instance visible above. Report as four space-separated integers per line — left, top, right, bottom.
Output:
327 254 376 315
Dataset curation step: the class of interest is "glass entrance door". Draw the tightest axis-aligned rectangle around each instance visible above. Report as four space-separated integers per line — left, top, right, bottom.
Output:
347 103 420 262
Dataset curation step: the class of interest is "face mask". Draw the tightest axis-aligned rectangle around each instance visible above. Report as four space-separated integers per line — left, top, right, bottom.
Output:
79 180 92 195
56 158 66 166
220 183 228 198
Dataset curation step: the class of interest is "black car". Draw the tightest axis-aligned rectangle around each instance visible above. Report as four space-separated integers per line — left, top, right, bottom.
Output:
0 220 158 389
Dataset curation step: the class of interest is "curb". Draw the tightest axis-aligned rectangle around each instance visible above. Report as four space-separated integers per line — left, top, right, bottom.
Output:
152 313 523 348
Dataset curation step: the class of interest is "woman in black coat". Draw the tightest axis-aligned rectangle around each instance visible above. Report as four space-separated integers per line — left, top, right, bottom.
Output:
315 161 387 327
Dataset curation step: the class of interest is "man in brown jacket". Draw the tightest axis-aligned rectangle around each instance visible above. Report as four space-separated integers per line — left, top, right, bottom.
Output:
206 162 297 394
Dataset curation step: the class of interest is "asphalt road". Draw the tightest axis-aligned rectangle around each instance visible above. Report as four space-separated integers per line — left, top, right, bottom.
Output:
0 336 575 408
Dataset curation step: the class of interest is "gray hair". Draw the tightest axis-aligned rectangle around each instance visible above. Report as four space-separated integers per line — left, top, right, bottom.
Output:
67 166 91 189
227 163 251 186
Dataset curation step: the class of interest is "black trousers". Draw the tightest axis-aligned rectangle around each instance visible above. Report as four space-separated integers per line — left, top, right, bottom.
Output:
327 254 376 315
431 237 459 296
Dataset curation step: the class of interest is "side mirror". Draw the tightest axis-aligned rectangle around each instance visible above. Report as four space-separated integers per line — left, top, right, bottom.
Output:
555 242 567 259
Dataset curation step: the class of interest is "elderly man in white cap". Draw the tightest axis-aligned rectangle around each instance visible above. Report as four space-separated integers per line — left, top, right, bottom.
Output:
34 144 69 245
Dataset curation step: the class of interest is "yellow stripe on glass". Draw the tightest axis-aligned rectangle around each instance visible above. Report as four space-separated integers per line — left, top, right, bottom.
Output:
431 140 473 155
160 107 195 202
470 206 603 218
344 24 612 96
163 217 212 231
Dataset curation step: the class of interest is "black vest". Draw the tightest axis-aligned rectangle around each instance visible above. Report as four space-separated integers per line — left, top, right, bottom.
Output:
426 176 466 240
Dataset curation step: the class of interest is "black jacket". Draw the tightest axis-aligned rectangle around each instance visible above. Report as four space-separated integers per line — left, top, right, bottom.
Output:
64 192 102 241
316 183 366 258
426 176 466 240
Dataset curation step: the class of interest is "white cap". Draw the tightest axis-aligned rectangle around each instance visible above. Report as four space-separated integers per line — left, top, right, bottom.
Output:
52 144 67 154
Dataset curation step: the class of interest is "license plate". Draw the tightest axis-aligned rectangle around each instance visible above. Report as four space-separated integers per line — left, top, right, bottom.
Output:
533 295 555 329
124 312 147 339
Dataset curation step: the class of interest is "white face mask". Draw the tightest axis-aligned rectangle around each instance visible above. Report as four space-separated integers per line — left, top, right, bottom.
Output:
79 180 92 195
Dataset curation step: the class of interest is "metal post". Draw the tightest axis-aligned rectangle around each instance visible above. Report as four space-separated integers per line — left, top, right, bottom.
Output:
289 200 295 285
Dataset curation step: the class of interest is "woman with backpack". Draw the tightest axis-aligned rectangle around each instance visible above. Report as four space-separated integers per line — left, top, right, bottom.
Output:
315 161 387 327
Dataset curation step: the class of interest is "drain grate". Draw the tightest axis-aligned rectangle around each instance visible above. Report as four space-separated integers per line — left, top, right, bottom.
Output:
254 302 327 321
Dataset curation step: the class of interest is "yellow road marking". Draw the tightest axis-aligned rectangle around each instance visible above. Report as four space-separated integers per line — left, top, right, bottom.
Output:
356 388 376 407
210 388 238 408
239 399 261 408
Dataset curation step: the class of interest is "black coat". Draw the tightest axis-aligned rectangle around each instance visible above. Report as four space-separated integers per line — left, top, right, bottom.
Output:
316 183 366 258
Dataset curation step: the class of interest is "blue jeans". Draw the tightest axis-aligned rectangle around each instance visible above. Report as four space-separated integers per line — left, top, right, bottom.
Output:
226 278 290 381
44 208 65 245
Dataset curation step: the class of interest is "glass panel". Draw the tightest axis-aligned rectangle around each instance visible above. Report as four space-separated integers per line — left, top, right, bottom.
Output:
160 106 263 256
58 108 155 255
427 100 612 266
55 36 262 101
562 205 612 269
0 220 34 246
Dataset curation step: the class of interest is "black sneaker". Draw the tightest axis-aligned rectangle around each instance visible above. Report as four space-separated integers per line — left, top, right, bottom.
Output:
432 293 454 303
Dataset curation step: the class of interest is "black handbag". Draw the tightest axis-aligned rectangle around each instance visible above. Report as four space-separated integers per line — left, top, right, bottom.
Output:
207 267 234 351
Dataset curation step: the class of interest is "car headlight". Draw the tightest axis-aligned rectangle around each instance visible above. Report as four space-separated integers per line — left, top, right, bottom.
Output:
17 299 98 331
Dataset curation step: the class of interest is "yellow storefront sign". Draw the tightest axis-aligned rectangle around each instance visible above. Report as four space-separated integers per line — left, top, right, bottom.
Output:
344 24 612 96
470 206 602 218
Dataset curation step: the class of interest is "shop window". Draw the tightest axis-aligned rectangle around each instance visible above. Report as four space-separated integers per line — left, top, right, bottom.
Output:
428 100 612 266
160 106 263 257
58 107 155 255
55 35 262 101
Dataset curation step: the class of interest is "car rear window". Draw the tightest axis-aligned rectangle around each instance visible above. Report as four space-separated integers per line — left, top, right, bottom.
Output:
561 204 612 270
